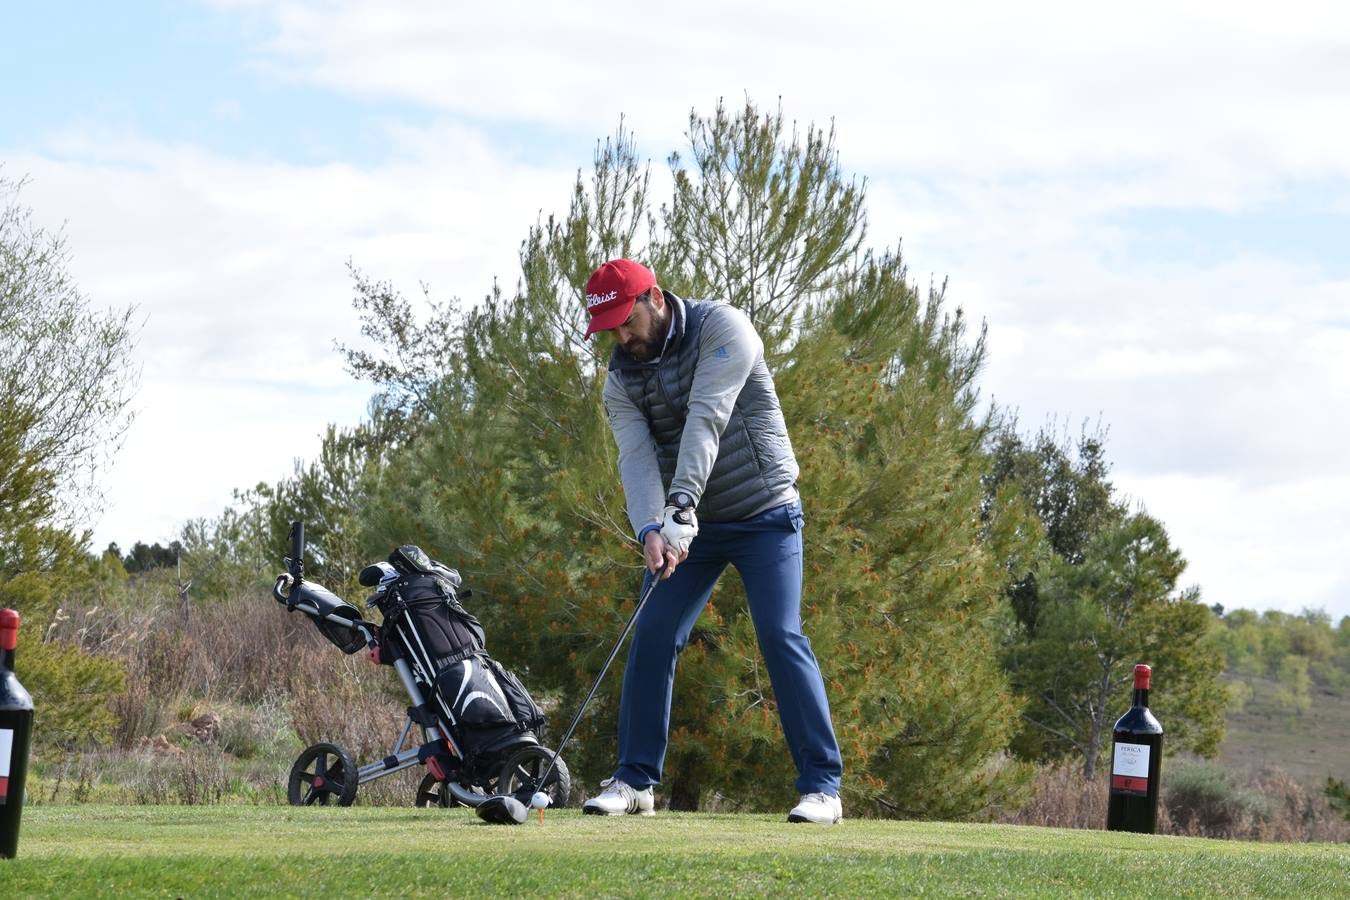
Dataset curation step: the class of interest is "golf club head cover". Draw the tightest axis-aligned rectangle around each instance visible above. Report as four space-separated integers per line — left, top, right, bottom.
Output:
660 492 698 555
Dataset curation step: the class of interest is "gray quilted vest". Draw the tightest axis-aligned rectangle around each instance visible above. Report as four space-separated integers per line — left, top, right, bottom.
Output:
608 293 799 522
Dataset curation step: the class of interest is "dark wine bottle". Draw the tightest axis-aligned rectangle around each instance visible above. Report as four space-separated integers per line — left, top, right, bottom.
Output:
1 608 35 859
1106 663 1163 833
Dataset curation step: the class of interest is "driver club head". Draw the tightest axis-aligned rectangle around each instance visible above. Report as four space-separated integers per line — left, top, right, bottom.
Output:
475 794 528 825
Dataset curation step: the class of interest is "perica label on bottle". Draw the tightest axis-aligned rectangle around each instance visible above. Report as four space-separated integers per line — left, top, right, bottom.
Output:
1111 741 1150 795
0 728 12 804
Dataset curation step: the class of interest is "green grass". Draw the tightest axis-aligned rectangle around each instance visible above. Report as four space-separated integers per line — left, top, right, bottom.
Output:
5 806 1346 897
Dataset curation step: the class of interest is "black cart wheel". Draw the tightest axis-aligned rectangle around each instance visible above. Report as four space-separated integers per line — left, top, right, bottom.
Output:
288 742 358 806
497 746 571 808
415 773 451 808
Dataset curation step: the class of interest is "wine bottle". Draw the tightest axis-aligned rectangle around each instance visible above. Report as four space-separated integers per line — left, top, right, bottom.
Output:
1106 663 1163 834
1 609 34 859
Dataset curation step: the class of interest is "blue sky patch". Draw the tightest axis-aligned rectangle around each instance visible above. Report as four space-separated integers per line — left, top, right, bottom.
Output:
1 1 420 166
1103 194 1350 277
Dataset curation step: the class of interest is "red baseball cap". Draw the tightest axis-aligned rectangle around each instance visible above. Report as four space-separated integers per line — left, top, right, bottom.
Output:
584 259 656 337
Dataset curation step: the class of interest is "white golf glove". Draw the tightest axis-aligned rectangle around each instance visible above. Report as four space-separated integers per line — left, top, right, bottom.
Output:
660 492 699 555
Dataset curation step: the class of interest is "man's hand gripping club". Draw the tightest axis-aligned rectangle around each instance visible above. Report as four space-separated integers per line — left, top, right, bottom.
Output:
646 492 698 579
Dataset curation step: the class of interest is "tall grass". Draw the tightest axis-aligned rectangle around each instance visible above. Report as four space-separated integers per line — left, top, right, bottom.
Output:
33 586 415 805
32 583 1350 838
998 761 1350 842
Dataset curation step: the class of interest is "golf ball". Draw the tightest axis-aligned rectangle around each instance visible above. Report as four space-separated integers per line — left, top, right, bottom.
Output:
530 791 551 809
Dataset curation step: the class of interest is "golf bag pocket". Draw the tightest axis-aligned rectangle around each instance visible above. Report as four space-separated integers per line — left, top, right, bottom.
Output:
437 656 516 727
435 654 522 756
483 656 545 737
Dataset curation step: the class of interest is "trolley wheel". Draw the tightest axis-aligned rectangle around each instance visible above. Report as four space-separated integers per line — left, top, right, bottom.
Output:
497 746 571 808
415 773 451 808
288 742 358 806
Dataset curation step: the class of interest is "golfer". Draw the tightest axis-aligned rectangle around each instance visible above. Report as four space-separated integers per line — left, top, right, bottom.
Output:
580 258 844 824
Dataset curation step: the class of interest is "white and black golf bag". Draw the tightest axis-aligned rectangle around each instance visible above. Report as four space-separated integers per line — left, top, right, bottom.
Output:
365 547 545 768
274 523 568 809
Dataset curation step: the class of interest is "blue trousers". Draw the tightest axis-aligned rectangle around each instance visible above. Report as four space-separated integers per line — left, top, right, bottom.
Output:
613 501 843 796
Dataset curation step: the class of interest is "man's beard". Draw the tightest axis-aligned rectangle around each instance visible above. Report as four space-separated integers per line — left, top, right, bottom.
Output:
623 319 664 361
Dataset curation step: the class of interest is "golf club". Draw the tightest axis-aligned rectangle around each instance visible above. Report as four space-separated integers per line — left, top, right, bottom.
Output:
476 569 665 825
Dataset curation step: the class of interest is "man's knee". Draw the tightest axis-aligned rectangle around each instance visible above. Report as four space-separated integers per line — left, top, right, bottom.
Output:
755 625 814 660
631 624 685 663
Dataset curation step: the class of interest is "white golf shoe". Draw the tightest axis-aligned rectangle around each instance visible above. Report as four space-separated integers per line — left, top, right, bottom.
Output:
582 777 656 816
788 792 843 824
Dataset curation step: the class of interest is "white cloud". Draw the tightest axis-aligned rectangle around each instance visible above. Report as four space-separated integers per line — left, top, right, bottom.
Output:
95 378 371 547
1118 471 1350 617
1082 347 1244 379
5 1 1348 618
895 196 1350 618
210 0 1350 196
10 123 578 550
961 253 1350 481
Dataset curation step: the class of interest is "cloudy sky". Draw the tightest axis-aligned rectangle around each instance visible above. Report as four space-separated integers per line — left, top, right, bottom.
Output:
3 1 1347 617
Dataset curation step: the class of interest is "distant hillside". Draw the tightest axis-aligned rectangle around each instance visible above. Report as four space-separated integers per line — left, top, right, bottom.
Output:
1212 609 1349 784
1218 671 1350 784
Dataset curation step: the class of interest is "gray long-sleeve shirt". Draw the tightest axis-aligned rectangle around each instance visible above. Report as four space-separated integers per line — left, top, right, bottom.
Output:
603 298 797 539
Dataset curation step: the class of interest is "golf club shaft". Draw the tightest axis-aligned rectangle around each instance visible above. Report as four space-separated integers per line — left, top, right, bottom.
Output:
531 572 663 794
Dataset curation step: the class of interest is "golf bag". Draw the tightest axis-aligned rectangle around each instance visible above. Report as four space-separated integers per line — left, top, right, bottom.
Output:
273 524 568 809
367 554 546 763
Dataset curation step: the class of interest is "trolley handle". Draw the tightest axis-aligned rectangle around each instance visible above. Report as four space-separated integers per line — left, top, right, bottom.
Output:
284 520 305 583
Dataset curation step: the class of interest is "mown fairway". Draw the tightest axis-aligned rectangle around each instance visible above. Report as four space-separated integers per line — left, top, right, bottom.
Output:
6 805 1347 897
